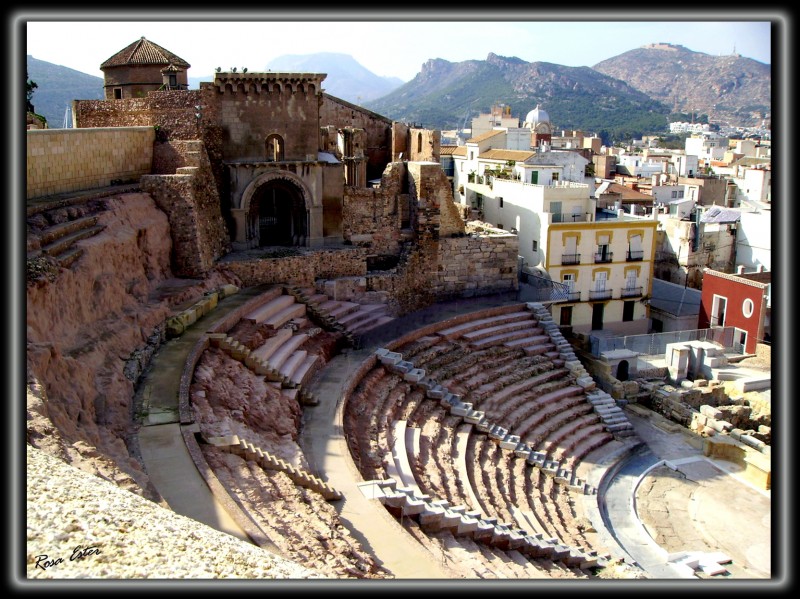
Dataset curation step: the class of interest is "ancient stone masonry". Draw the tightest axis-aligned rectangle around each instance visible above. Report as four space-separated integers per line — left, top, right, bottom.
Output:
142 140 230 277
216 248 371 289
321 94 393 182
435 235 519 298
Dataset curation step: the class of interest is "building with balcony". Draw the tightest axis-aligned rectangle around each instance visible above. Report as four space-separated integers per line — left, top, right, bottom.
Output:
452 115 656 335
543 214 657 335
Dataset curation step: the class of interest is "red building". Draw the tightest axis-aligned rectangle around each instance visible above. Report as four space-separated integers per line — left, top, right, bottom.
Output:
698 268 771 354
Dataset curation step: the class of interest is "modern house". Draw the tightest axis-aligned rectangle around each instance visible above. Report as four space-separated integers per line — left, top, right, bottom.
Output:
698 268 771 354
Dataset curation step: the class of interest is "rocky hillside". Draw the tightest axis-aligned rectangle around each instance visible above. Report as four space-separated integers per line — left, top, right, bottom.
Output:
365 53 670 141
592 43 770 128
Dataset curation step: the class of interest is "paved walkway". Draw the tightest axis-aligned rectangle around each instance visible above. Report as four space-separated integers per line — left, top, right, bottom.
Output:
136 285 271 543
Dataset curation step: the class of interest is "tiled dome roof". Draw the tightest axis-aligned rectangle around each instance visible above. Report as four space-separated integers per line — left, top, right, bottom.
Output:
101 37 190 69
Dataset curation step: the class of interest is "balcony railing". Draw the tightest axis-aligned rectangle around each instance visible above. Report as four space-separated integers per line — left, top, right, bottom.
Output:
626 250 644 261
560 253 581 265
589 288 613 300
552 212 589 223
553 291 581 303
620 286 643 298
594 251 613 263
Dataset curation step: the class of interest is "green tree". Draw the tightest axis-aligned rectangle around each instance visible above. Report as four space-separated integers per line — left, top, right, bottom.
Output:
26 69 38 113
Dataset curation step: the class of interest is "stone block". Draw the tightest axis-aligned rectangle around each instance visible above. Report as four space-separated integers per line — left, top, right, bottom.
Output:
700 405 723 420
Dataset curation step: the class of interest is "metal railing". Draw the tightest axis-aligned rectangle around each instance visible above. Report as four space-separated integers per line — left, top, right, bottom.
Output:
594 252 613 263
620 286 643 298
626 250 644 261
552 212 589 223
591 326 739 357
560 253 581 265
589 288 613 300
520 272 573 303
553 291 581 303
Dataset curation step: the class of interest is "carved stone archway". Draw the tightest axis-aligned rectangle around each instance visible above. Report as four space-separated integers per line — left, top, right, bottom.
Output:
234 170 318 248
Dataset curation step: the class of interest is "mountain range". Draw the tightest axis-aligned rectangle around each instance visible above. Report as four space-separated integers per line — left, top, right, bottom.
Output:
592 44 770 129
365 52 670 140
27 44 769 141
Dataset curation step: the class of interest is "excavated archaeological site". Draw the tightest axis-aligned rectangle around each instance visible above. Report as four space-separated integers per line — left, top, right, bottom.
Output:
25 63 772 583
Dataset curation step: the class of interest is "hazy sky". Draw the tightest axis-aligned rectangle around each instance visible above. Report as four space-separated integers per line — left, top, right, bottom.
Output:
22 12 776 82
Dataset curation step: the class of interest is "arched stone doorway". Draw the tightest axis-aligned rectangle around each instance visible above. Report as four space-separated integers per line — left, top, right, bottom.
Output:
617 359 629 382
248 179 308 247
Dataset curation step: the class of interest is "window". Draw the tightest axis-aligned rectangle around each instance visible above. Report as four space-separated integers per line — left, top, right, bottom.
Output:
671 190 678 198
627 234 644 261
417 133 423 153
499 197 504 208
651 318 664 333
742 298 755 318
265 134 285 161
552 172 559 182
594 271 607 291
113 88 122 99
625 270 637 290
623 300 635 321
497 223 504 230
532 240 538 252
460 162 463 172
678 190 684 198
470 151 474 160
711 295 727 327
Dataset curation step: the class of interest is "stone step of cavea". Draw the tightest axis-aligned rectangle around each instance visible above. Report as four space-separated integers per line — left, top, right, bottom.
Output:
338 303 387 323
340 309 390 332
291 354 320 386
522 343 558 357
437 311 533 340
38 214 100 246
250 328 294 362
56 246 84 269
461 319 538 343
320 300 360 319
222 435 342 501
503 333 549 349
361 314 396 332
264 303 307 329
41 224 105 257
268 333 309 371
244 293 295 323
469 328 541 350
279 350 307 380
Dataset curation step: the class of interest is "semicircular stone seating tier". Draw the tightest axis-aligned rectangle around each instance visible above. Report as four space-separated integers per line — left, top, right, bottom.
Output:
344 302 639 575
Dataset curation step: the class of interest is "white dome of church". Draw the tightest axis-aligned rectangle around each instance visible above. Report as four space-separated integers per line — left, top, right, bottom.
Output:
524 104 550 128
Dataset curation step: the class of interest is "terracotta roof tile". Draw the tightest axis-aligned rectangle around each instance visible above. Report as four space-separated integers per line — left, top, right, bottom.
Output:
101 37 190 69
